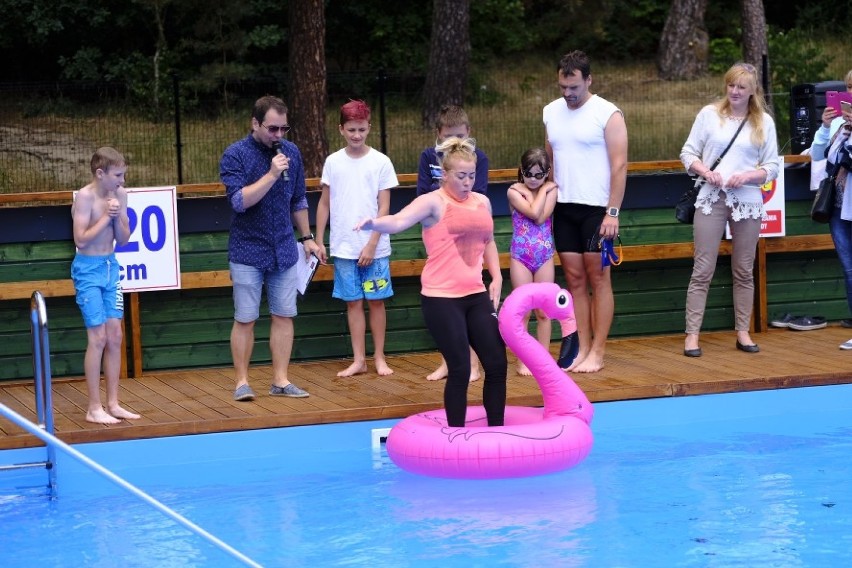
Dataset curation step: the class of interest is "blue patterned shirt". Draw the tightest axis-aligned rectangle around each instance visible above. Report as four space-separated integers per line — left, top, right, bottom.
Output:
220 134 309 271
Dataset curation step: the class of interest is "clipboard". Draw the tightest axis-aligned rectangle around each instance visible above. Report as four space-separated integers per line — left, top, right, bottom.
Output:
296 253 320 295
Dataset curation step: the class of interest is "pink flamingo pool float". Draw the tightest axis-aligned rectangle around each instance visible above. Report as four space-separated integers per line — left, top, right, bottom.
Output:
386 282 594 479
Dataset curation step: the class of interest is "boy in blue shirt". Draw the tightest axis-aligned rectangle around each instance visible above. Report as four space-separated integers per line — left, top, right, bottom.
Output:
416 104 490 381
417 104 490 196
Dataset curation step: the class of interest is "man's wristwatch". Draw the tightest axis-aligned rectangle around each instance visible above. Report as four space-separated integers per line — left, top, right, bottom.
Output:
607 207 619 218
297 233 315 243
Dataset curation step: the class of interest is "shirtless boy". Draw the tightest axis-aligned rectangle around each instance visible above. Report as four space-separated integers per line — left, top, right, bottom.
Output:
71 147 141 424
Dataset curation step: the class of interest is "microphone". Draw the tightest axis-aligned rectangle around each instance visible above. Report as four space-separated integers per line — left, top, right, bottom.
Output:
272 142 289 182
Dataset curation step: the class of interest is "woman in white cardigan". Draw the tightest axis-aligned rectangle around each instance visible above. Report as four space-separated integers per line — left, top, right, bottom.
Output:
679 62 779 357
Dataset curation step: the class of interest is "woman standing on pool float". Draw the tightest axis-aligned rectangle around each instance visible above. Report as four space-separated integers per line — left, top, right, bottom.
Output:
354 137 507 427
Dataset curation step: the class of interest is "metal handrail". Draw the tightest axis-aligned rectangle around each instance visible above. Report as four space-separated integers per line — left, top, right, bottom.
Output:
0 291 261 567
0 402 262 567
0 291 57 495
31 290 56 492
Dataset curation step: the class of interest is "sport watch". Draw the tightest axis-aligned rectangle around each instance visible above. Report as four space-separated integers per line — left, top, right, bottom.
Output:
607 207 619 218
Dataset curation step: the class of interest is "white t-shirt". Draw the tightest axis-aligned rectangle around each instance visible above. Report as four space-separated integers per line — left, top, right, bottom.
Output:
320 147 398 259
543 94 621 206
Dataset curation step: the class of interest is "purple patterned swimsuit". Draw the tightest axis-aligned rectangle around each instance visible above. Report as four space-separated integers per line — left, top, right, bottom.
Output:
510 209 554 274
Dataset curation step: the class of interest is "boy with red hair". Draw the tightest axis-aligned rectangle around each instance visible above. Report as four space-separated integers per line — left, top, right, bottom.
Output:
316 100 399 376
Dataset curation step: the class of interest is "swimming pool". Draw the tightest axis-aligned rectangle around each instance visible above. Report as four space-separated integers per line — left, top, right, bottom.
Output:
2 383 851 567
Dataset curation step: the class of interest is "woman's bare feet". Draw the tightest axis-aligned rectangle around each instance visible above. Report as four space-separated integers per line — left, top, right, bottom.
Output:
375 357 394 376
516 363 532 376
469 365 481 382
426 361 448 381
86 407 122 425
568 349 605 373
108 405 141 420
337 361 368 377
426 360 480 381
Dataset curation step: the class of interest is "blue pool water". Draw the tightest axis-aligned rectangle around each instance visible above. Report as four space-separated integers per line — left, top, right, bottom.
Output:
1 384 851 567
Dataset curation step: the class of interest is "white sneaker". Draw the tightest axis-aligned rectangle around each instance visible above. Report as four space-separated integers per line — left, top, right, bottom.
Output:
840 339 852 350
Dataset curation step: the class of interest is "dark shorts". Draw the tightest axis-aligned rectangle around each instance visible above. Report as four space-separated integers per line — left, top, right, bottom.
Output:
553 202 606 254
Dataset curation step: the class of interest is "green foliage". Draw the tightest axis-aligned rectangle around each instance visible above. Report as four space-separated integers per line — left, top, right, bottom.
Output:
768 0 852 31
709 27 831 91
466 73 506 106
58 47 105 81
708 38 741 74
470 0 533 61
325 2 430 71
767 27 831 88
602 0 670 60
246 25 287 50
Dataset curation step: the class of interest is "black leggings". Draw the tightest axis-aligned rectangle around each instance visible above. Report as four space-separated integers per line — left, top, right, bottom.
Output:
421 292 507 427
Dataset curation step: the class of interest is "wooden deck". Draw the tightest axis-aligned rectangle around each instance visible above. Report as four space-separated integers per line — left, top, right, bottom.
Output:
2 326 851 450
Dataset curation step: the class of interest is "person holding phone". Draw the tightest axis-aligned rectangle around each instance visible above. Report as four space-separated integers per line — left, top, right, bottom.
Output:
811 69 852 348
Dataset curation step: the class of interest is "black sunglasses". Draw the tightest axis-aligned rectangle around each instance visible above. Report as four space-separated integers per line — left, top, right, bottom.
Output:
262 123 291 135
522 169 549 180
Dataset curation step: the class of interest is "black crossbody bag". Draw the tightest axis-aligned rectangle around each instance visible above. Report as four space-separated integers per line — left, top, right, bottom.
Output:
676 118 747 224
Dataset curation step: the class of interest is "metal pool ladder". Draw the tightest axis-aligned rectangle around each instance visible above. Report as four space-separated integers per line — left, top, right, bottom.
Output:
0 292 262 566
0 291 57 495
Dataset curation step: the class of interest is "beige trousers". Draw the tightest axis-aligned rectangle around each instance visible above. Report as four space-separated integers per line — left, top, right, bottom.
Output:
685 198 761 334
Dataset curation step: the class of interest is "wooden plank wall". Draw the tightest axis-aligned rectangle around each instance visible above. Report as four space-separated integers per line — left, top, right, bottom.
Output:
0 202 843 382
0 157 844 382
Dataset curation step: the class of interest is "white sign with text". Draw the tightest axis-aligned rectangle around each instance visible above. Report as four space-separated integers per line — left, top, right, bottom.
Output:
113 186 181 292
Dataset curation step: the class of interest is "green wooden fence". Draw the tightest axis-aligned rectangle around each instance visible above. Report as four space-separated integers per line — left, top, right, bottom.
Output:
0 199 843 382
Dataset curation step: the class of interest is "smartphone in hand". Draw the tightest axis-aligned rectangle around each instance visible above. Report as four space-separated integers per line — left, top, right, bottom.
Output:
842 100 852 114
827 90 852 113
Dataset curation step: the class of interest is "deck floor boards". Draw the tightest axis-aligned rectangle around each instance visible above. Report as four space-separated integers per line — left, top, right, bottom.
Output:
1 326 851 449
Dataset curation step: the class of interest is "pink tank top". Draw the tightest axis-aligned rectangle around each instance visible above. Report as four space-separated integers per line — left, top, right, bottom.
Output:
421 190 494 298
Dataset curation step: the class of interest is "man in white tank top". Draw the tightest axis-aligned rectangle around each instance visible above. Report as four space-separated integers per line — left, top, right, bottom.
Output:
543 50 628 373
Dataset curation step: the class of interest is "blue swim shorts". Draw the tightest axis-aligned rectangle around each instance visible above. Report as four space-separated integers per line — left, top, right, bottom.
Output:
71 253 124 328
332 256 394 302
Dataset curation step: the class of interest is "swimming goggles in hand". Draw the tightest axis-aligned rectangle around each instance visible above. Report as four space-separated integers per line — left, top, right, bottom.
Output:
588 231 623 268
600 235 623 268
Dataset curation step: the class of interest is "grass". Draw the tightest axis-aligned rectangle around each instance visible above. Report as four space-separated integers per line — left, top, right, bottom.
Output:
1 51 851 195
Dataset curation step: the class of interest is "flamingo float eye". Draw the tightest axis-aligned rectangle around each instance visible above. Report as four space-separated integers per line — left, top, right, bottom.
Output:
556 290 570 308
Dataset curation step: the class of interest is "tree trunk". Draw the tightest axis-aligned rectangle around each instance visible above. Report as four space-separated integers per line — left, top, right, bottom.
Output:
288 0 328 178
656 0 710 80
421 0 471 128
741 0 770 109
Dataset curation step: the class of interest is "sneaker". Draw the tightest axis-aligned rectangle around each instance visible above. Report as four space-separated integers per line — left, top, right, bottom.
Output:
787 316 827 331
770 313 800 328
269 383 310 398
841 319 852 329
840 339 852 350
233 384 256 402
